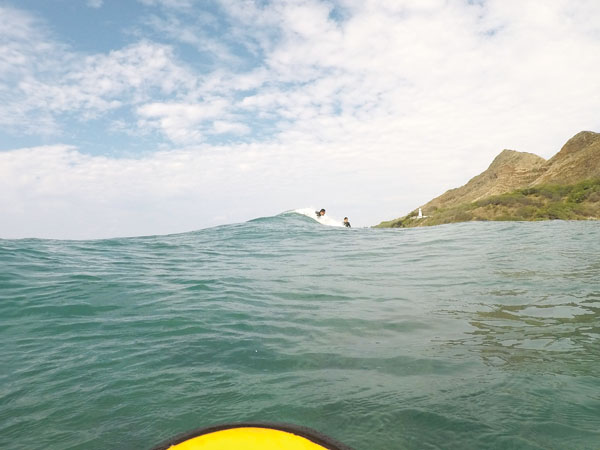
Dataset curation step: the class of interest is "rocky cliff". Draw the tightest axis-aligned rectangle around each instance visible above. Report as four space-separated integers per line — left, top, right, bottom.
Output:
423 150 547 212
532 131 600 186
376 131 600 228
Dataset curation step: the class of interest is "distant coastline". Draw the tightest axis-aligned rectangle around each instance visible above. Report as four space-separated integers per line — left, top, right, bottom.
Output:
376 131 600 228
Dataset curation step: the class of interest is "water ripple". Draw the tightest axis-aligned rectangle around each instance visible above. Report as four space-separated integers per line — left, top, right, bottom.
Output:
1 219 600 449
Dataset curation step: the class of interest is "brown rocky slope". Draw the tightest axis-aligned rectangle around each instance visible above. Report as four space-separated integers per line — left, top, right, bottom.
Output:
376 131 600 227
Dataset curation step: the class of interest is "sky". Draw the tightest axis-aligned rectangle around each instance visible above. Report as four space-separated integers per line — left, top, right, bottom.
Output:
1 0 600 239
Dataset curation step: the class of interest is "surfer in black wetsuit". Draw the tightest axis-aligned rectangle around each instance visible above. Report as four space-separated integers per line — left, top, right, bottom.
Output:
315 208 326 218
343 217 351 228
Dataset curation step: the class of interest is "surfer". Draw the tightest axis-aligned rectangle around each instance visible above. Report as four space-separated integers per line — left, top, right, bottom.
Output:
343 217 351 228
315 208 326 218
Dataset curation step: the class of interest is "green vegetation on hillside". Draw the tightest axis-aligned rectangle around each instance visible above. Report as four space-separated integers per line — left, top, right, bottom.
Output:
376 178 600 228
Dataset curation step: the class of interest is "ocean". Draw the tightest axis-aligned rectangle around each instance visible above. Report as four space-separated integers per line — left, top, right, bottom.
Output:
1 213 599 449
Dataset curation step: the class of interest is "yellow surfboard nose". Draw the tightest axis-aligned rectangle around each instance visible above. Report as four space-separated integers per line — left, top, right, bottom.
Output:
152 422 352 450
169 427 334 449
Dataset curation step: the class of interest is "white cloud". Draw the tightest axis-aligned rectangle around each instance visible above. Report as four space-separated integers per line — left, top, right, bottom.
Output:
1 32 198 131
140 14 242 64
0 6 66 133
227 0 600 161
0 135 475 239
136 100 232 142
0 143 318 238
4 0 600 147
2 0 600 238
86 0 104 8
212 120 250 135
64 42 196 102
0 6 57 76
137 0 195 9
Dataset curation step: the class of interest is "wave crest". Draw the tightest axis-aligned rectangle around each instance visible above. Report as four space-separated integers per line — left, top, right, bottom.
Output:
292 208 344 227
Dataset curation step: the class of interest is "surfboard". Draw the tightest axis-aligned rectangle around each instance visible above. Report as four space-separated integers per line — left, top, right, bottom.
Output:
151 422 352 450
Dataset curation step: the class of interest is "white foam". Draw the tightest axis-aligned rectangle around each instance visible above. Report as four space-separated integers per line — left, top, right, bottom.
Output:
294 208 345 227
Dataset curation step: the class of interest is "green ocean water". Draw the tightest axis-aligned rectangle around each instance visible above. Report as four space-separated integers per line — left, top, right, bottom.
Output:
1 214 599 449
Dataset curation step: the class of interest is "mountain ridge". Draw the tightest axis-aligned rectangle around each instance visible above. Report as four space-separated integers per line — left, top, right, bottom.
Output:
376 130 600 228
